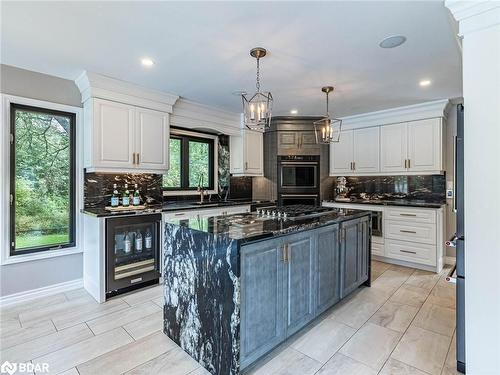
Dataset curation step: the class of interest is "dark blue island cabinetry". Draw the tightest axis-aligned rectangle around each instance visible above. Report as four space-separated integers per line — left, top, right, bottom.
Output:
163 210 370 375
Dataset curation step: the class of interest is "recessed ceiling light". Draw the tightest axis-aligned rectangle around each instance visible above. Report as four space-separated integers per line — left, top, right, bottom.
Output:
290 109 298 115
141 58 154 67
419 79 432 87
379 35 407 48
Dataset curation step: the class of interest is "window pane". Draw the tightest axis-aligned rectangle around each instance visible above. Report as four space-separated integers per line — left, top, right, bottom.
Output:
13 107 73 252
188 140 210 188
163 138 181 188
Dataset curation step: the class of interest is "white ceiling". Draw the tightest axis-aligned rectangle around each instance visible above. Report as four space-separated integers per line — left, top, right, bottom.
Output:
0 1 462 117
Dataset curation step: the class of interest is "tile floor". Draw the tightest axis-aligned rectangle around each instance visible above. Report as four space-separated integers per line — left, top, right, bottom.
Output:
0 261 459 375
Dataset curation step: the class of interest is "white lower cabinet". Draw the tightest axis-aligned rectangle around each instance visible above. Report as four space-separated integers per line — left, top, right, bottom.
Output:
371 241 385 257
385 239 436 266
385 221 437 245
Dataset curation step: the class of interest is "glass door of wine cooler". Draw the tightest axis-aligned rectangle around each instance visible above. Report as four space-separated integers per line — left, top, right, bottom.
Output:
106 214 161 295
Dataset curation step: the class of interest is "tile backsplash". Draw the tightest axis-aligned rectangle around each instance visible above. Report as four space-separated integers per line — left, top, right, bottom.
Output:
340 175 446 202
84 172 163 208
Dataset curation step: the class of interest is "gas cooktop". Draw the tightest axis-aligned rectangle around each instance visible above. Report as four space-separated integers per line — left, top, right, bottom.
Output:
256 204 334 219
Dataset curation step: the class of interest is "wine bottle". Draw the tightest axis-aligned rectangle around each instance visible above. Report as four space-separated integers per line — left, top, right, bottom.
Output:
133 184 140 206
122 184 130 207
111 184 119 207
124 232 132 254
135 231 143 253
145 228 152 250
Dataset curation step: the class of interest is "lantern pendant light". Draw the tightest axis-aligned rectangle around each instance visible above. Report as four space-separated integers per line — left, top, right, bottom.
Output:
242 47 273 132
314 86 342 144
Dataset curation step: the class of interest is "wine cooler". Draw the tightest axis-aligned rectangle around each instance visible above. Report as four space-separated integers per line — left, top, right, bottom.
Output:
105 214 161 298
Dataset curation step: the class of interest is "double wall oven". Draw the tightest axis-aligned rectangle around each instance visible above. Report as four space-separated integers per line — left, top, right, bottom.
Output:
106 214 161 298
278 155 320 206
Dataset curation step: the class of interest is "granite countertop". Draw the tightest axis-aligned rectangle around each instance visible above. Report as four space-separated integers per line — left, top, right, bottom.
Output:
165 209 370 243
325 198 446 209
81 200 276 217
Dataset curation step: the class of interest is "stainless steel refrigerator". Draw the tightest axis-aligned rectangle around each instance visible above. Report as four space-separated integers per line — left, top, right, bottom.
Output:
455 103 466 373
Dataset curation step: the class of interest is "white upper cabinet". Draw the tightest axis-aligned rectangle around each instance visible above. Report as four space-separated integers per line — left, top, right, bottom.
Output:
407 118 442 172
230 129 264 176
76 71 178 174
381 118 443 174
85 98 170 173
135 108 169 171
93 98 135 169
380 123 408 173
330 130 354 175
353 127 380 173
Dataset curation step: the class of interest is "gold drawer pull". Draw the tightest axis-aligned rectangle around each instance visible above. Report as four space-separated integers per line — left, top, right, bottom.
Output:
400 213 417 217
400 230 417 234
400 250 417 254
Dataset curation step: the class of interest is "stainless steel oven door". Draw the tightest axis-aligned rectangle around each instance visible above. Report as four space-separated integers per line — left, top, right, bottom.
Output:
279 162 318 189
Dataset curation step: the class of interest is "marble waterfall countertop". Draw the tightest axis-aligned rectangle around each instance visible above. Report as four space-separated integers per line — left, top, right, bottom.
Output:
162 208 371 375
164 208 370 243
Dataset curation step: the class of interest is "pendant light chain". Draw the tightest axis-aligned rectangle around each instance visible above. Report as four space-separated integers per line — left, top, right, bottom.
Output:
255 57 261 93
326 90 329 115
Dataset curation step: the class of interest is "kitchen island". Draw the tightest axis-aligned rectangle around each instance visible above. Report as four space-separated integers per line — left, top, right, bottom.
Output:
163 207 371 375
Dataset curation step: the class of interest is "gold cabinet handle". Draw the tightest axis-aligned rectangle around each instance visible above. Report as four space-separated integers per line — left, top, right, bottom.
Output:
407 159 410 168
400 249 417 254
133 153 136 165
287 243 291 262
245 161 248 170
282 244 287 263
404 159 407 168
400 213 417 217
353 161 355 170
137 153 140 165
400 230 417 234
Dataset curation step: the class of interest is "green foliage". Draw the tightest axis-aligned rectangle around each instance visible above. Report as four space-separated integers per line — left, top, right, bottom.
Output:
163 138 181 188
14 109 71 249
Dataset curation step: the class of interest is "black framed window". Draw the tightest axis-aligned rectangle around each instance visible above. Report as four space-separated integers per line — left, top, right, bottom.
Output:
163 132 214 190
10 104 76 255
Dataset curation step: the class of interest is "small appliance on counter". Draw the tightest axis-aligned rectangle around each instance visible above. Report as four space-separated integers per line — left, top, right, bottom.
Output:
334 176 351 202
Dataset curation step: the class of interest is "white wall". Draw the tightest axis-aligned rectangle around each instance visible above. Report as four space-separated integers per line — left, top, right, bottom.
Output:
446 3 500 374
0 64 83 297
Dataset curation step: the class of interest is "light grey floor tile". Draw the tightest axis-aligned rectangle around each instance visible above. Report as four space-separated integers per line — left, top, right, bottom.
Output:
371 270 411 294
86 301 161 335
369 302 419 333
1 293 68 322
290 318 355 362
19 295 96 327
125 346 201 375
412 302 456 337
121 285 162 306
77 331 175 375
64 288 91 301
330 288 388 329
388 265 415 276
389 284 429 308
371 261 391 274
57 368 80 375
0 318 22 334
316 353 377 375
339 322 401 371
391 326 451 375
151 296 164 308
248 346 322 375
427 283 456 309
123 311 163 340
1 324 93 364
32 327 134 374
405 270 441 292
0 320 56 350
52 298 129 330
444 331 457 369
379 357 428 375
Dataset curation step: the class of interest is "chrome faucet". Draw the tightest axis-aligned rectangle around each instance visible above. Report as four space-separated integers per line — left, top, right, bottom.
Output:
197 173 206 204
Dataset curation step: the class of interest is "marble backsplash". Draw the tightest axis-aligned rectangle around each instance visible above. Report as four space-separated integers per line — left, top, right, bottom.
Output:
340 175 446 202
84 172 163 208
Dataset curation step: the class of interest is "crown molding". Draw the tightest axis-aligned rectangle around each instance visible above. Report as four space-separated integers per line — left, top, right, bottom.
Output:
170 98 241 135
339 99 451 130
445 1 500 35
75 71 179 113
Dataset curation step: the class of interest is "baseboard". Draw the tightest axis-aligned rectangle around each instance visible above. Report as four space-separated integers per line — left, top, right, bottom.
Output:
445 256 456 265
0 278 83 307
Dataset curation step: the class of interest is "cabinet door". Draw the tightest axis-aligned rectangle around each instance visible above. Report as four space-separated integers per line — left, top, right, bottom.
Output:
240 239 286 368
284 233 315 336
93 99 135 169
135 108 169 172
315 225 340 315
407 118 442 172
380 123 407 173
244 130 264 175
353 127 380 173
299 131 320 152
329 130 354 175
340 217 369 298
278 132 298 151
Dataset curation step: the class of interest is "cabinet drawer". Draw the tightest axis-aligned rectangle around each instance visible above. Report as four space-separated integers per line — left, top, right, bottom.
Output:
386 239 436 266
385 207 436 224
385 220 436 245
371 242 384 256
